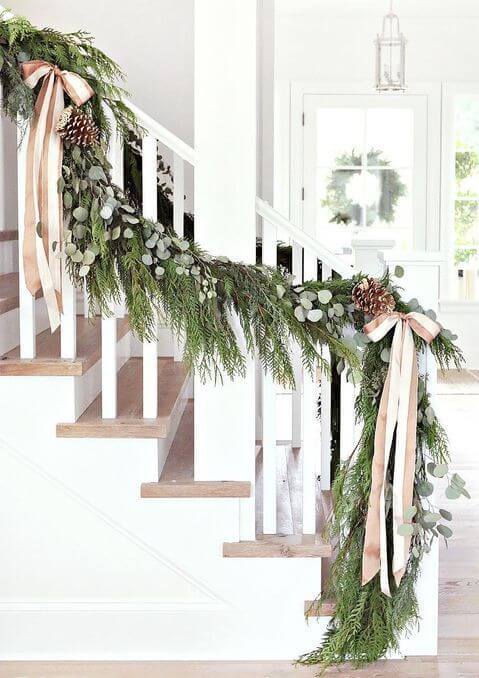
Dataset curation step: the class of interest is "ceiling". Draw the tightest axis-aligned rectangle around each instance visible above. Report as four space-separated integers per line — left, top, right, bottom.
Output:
276 0 479 18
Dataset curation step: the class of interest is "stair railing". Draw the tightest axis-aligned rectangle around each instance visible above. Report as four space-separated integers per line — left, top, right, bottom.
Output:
256 197 356 535
15 103 196 424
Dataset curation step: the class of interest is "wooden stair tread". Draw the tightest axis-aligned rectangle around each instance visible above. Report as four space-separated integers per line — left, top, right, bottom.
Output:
141 401 251 497
57 357 189 438
223 534 332 558
142 480 251 498
0 272 19 316
0 272 44 317
1 316 129 376
304 599 336 617
0 229 18 242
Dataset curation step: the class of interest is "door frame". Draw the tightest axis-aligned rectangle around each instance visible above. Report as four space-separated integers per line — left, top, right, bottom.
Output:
274 80 442 250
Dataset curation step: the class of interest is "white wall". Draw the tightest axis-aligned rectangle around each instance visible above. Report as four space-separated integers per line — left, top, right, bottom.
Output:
9 0 194 146
275 1 479 84
8 0 195 212
274 0 479 367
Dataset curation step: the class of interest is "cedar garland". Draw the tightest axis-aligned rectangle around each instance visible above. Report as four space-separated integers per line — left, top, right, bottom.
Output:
0 13 468 672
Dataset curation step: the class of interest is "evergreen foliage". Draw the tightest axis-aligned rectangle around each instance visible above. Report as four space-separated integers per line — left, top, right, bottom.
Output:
0 13 468 673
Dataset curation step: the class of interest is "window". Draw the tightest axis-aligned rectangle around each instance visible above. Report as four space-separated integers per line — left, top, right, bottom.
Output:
450 94 479 300
302 94 428 254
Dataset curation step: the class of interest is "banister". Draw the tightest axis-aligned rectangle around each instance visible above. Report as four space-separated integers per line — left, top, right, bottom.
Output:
255 197 354 278
126 102 195 166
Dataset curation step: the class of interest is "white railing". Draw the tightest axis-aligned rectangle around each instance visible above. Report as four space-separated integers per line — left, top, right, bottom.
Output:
256 198 357 535
13 104 439 550
15 103 196 426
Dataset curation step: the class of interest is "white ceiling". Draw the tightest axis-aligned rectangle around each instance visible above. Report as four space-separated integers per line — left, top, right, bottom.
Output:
276 0 479 18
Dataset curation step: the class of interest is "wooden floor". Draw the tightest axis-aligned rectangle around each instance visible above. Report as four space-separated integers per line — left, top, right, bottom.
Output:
1 370 477 677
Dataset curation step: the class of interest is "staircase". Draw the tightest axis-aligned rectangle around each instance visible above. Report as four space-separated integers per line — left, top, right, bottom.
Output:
0 8 442 658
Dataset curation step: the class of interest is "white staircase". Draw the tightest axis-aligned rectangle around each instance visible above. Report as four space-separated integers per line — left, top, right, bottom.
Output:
0 0 442 660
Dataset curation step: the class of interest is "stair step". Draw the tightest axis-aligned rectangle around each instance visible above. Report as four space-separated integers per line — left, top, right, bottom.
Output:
0 229 18 242
304 599 336 617
57 357 189 438
140 401 250 497
223 534 332 558
0 316 129 376
142 481 251 498
0 272 44 317
0 272 19 316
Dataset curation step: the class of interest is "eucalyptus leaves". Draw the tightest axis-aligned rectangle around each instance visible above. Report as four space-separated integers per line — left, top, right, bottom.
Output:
0 12 468 673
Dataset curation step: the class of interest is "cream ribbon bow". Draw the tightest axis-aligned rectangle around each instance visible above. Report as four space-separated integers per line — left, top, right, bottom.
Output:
21 60 94 331
361 311 441 596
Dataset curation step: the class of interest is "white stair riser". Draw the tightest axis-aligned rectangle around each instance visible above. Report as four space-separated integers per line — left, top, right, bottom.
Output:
0 297 49 356
130 329 178 359
0 239 18 275
73 331 132 422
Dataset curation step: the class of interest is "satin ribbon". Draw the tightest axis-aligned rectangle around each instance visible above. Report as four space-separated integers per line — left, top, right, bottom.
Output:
361 311 441 596
21 60 94 331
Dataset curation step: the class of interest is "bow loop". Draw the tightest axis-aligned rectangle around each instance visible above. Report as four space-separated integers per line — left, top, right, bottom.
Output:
21 60 94 107
364 311 441 346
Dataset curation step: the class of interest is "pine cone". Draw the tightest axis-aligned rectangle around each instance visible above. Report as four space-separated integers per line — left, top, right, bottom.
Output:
56 106 100 147
352 276 396 316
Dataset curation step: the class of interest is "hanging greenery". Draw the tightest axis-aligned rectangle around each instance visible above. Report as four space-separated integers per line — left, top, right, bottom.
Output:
323 149 407 226
0 13 468 673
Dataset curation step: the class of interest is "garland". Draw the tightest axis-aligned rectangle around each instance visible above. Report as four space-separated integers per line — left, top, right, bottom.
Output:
0 13 468 672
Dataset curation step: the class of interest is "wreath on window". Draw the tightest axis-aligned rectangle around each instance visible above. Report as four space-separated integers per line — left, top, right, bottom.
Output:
322 148 407 226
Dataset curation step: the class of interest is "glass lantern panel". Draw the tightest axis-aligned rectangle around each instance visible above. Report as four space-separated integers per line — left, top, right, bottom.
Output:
377 40 404 90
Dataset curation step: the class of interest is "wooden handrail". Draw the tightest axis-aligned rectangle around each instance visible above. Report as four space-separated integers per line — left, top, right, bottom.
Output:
255 197 354 278
126 102 196 166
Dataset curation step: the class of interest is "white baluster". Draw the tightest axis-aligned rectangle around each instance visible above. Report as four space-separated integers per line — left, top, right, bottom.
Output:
291 241 302 448
173 152 185 362
320 263 332 490
340 368 357 464
61 265 76 359
142 134 159 418
17 120 36 359
83 282 89 319
173 153 184 238
262 218 277 534
302 251 318 534
101 113 123 418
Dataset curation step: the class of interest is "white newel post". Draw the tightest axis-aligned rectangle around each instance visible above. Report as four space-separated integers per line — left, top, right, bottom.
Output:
194 0 257 540
352 239 441 656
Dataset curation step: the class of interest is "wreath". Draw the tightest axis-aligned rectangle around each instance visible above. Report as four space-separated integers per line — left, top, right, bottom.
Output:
324 149 407 226
0 12 467 672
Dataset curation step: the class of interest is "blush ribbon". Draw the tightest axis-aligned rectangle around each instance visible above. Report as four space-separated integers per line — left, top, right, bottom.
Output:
361 311 441 596
21 60 94 331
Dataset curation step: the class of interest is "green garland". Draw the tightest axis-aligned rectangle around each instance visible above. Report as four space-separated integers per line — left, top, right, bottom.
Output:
0 13 468 672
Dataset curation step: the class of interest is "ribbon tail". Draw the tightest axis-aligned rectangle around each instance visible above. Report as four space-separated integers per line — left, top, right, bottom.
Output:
35 230 61 331
362 320 403 597
393 329 418 586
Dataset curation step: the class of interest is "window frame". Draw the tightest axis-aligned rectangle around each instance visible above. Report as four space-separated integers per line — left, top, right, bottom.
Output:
275 81 441 251
302 93 425 248
441 83 479 301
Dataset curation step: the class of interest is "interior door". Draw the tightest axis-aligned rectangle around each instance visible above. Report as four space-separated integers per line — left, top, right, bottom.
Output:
302 94 428 252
